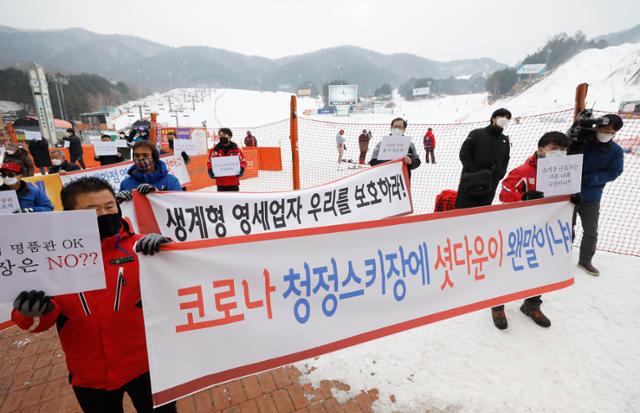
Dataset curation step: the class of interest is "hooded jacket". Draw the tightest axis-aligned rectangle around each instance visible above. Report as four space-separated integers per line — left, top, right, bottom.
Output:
570 140 624 202
4 147 35 177
499 153 538 203
119 160 182 192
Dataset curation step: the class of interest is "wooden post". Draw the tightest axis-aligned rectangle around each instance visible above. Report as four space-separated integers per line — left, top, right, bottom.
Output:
290 95 300 190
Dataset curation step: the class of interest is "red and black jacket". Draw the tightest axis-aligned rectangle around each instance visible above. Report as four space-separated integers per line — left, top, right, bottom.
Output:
499 152 538 203
207 141 248 187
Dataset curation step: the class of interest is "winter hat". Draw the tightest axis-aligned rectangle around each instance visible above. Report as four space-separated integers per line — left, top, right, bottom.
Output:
602 114 623 131
0 162 22 174
490 108 512 121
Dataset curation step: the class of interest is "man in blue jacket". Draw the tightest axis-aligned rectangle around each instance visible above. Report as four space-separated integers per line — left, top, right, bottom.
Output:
0 162 53 212
116 141 182 203
569 114 624 276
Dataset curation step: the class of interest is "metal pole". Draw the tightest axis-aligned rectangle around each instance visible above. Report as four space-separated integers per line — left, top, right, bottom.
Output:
52 77 64 120
59 81 67 120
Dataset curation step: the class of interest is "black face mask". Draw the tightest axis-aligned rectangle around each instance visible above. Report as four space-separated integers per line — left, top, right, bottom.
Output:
220 137 230 145
97 211 122 239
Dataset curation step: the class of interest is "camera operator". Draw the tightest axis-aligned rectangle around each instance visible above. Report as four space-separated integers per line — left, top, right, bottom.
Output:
568 112 624 276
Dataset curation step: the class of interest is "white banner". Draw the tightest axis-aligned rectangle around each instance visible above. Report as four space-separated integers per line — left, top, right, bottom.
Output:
0 190 20 215
139 197 574 406
0 210 105 302
537 154 583 197
211 156 240 177
0 147 5 165
93 141 119 156
134 160 412 241
59 155 191 191
378 136 412 160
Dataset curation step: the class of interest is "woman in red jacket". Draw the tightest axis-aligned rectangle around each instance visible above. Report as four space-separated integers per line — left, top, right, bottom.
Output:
11 177 175 413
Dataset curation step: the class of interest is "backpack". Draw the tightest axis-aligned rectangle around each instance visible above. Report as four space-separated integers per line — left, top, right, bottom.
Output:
434 190 458 212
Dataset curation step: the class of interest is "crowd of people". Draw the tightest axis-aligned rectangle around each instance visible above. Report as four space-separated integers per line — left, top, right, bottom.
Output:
0 109 626 412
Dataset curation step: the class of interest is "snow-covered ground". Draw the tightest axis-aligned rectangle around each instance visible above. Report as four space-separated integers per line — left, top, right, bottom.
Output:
296 251 640 413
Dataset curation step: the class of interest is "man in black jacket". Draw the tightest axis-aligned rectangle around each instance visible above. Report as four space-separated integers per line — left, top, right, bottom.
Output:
63 128 86 169
455 108 511 209
454 108 512 330
49 150 81 174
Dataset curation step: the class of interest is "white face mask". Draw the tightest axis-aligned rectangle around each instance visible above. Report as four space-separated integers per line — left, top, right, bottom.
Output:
495 117 509 129
3 177 18 186
597 132 614 143
391 128 404 136
6 150 15 155
544 149 567 158
52 159 63 166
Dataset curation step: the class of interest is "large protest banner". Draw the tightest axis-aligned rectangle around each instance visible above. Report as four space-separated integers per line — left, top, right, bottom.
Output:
58 154 191 191
139 197 575 406
0 210 105 302
134 160 412 240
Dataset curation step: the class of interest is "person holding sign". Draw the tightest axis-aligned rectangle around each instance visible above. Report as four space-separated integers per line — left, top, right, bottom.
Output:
10 177 176 413
116 141 182 203
207 127 247 192
493 131 581 329
568 114 625 276
94 135 123 166
0 162 53 212
49 150 81 174
369 117 421 179
455 108 512 209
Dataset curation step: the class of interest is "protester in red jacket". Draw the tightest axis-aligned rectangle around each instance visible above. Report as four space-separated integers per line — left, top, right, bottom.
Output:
11 177 176 413
423 127 436 163
207 128 248 192
492 131 578 331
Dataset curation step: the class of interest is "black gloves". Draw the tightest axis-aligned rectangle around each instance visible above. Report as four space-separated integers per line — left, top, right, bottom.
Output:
238 167 245 177
208 169 215 179
136 183 156 195
13 290 54 317
570 193 583 205
135 233 171 255
14 208 34 213
522 190 544 201
116 190 133 204
181 151 191 165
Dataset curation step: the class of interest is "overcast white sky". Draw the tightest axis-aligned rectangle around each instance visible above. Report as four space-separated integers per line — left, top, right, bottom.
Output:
2 0 639 65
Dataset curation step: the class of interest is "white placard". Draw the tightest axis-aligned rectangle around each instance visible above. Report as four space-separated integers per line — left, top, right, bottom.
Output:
135 160 412 241
93 141 119 156
116 139 130 148
25 131 43 141
378 135 412 161
0 147 5 165
139 198 575 407
64 141 70 148
173 139 202 156
211 155 240 177
536 154 583 197
0 210 106 302
59 155 191 191
0 190 20 215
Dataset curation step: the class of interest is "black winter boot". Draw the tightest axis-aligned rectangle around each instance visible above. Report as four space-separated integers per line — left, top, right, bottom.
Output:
520 303 551 328
491 306 508 330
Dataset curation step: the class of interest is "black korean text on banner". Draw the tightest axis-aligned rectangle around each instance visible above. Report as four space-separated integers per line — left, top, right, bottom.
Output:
134 160 413 241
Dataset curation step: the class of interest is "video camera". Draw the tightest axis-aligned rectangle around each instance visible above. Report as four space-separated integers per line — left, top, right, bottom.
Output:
568 109 611 143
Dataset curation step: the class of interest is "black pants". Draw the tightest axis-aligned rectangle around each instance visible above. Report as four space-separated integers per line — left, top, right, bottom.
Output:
73 373 177 413
37 166 48 175
71 153 87 169
217 185 239 192
425 149 435 163
493 296 542 311
572 201 600 264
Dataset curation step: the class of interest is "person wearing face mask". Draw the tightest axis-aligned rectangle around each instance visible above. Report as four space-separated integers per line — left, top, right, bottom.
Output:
94 135 123 166
3 141 35 177
490 131 581 330
369 118 421 179
10 177 176 413
455 108 512 209
63 128 86 169
207 127 247 192
568 114 624 276
49 150 81 174
116 141 182 203
0 162 53 212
